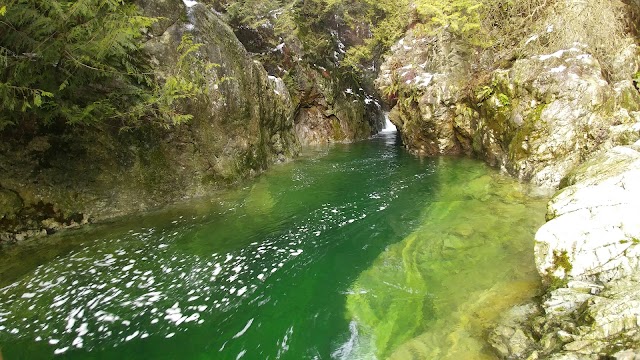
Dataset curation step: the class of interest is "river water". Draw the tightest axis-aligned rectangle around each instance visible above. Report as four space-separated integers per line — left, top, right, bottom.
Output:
0 131 547 359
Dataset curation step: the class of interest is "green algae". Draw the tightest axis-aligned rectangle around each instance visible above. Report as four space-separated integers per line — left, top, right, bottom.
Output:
345 158 548 359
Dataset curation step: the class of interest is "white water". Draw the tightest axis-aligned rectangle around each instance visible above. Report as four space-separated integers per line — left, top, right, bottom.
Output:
380 114 397 133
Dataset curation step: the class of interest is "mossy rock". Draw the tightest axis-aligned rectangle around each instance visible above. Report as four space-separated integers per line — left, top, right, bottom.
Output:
618 82 640 112
0 189 23 220
330 117 347 141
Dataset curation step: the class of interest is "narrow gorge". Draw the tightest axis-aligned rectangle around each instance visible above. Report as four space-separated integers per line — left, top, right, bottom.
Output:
1 0 640 359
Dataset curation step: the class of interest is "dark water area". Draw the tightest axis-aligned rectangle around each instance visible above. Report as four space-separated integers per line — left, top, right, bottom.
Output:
0 130 547 359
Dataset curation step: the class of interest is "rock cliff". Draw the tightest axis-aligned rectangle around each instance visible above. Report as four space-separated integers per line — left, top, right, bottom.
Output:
0 0 381 245
209 0 385 145
379 31 639 188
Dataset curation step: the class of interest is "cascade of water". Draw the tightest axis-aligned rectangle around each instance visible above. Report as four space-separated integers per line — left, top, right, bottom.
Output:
380 114 397 133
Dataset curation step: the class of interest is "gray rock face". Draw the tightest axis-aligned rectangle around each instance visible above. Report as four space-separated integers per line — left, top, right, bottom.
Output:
292 72 381 146
378 37 640 189
535 144 640 284
144 2 299 176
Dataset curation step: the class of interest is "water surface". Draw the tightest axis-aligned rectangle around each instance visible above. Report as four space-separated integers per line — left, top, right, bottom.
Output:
0 132 547 359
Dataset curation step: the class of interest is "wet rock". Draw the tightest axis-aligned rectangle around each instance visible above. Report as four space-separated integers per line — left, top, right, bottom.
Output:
489 303 540 359
293 75 379 146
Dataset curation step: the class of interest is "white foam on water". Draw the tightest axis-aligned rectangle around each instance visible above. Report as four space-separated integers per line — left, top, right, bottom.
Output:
331 320 378 360
232 318 254 339
331 321 358 359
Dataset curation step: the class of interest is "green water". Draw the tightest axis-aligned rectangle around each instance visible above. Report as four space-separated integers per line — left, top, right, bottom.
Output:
0 132 547 359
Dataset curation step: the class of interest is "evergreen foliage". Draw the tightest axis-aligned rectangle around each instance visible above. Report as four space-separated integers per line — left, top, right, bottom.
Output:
328 0 488 71
0 0 208 130
213 0 336 66
326 0 412 69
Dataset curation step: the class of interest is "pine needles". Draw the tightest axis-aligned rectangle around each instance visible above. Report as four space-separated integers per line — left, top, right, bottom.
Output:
0 0 210 130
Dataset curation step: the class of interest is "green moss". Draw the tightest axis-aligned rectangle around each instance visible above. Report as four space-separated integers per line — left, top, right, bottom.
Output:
331 117 347 141
553 250 573 273
544 274 569 292
540 249 574 291
508 103 545 161
475 86 493 102
0 189 23 220
618 84 640 112
497 93 510 107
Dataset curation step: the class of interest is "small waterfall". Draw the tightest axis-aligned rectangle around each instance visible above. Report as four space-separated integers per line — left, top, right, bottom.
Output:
380 114 397 133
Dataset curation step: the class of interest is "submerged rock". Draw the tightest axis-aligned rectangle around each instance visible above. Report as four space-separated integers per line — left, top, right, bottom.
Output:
488 303 540 359
343 159 547 359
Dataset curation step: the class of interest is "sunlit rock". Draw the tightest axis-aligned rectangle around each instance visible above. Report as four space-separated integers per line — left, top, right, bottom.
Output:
535 145 640 284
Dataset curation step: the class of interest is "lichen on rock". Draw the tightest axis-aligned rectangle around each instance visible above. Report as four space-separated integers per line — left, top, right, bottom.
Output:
377 2 640 189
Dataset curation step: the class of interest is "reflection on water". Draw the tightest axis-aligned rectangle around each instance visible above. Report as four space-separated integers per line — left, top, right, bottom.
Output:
0 133 546 360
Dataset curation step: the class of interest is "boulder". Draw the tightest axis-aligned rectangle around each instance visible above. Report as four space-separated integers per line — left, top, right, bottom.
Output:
535 144 640 284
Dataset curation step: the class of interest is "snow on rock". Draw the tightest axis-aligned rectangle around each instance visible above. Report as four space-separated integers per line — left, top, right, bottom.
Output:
182 0 198 8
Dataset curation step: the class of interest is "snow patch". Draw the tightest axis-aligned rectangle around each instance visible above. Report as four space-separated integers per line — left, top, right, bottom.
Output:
550 65 567 73
525 34 539 45
182 0 198 8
